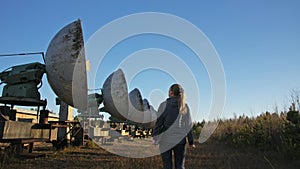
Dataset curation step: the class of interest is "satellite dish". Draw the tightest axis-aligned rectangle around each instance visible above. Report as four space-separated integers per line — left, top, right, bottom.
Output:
142 99 157 128
128 88 144 123
102 69 129 121
45 20 87 111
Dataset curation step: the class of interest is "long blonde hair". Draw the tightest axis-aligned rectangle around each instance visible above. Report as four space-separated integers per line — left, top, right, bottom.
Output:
170 84 187 115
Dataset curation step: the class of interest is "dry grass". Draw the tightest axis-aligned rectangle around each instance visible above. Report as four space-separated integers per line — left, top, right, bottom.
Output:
0 139 299 169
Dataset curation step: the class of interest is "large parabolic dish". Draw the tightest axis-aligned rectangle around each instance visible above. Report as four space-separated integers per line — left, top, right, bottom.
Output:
45 20 87 111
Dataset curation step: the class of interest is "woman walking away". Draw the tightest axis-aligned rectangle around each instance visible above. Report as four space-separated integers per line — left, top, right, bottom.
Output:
153 84 195 169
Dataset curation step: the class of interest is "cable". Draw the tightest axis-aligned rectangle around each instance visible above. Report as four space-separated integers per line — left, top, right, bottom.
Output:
88 88 102 91
0 52 45 63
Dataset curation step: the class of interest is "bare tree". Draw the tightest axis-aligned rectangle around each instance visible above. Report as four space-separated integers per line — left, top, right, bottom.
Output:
273 101 279 114
289 88 300 111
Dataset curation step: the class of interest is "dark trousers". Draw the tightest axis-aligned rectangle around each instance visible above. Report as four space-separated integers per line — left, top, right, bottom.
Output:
159 143 186 169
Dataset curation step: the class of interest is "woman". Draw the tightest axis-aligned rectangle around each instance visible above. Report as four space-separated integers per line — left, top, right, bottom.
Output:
153 84 195 169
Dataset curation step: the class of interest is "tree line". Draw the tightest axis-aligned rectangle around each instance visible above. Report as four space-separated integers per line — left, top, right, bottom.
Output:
193 91 300 159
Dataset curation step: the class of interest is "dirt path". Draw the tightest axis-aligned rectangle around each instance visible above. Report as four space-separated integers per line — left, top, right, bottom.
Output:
0 139 299 169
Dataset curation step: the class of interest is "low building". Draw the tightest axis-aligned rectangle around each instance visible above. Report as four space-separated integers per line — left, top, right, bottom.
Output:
14 108 59 123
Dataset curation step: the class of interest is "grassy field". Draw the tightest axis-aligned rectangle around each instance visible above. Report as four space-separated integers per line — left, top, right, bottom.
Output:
1 138 299 169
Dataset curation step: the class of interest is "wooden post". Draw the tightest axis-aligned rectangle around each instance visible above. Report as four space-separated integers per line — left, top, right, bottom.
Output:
28 142 34 153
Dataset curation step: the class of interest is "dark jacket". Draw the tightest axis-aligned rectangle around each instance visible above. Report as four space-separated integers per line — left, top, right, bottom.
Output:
153 97 194 145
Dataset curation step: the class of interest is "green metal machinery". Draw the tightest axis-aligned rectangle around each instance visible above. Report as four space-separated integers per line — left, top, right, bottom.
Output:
0 62 46 107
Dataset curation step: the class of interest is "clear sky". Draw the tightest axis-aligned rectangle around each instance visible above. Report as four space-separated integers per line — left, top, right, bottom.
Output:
0 1 299 122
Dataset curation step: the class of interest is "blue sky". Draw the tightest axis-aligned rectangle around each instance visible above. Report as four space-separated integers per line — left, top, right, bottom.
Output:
0 1 299 122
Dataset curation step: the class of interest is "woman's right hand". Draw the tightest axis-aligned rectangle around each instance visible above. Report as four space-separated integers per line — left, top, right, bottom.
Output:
189 144 196 148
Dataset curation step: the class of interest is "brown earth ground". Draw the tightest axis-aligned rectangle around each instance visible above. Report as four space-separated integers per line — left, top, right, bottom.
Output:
0 138 299 169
